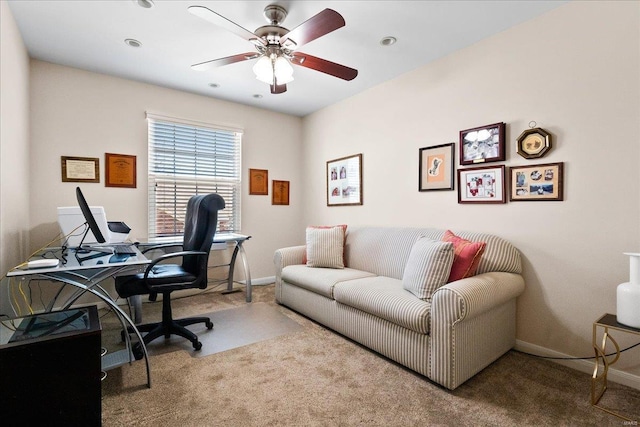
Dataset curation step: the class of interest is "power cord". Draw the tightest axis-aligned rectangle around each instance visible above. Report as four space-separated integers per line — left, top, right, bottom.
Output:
514 341 640 360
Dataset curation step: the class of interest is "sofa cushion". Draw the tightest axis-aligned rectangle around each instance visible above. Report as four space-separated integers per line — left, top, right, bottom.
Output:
402 237 454 300
306 226 345 269
443 230 486 282
333 276 432 334
281 265 375 299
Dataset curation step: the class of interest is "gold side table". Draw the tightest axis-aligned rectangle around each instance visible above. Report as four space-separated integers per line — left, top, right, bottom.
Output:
592 313 640 421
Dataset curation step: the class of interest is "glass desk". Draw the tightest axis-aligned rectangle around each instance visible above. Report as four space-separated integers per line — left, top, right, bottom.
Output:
592 313 640 421
6 245 152 387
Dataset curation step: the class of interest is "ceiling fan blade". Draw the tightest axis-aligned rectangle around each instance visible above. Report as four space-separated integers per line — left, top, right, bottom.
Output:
291 53 358 81
188 6 265 46
280 9 345 49
191 52 261 71
271 84 287 94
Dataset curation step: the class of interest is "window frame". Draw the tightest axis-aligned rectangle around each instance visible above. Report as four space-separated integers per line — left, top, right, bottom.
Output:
146 113 242 241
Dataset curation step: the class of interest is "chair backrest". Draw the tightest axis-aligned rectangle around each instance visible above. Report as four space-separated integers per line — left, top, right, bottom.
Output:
181 194 226 283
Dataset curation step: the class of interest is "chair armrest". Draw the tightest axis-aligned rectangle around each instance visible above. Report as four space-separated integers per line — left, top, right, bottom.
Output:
143 250 208 279
138 242 183 254
431 272 525 325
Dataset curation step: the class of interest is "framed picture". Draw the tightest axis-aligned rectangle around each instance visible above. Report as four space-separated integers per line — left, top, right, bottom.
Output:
61 156 100 183
510 162 564 201
419 143 455 191
249 168 268 195
105 153 136 188
272 180 290 205
516 127 552 159
327 153 362 206
459 122 506 165
458 165 506 204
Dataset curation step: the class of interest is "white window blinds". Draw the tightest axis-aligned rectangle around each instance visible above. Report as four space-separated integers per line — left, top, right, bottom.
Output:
147 113 242 239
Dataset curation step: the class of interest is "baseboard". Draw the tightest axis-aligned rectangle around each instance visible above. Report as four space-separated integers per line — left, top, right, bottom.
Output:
242 276 275 286
515 340 640 391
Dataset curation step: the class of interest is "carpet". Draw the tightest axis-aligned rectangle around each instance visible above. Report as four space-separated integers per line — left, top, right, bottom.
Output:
101 285 640 426
143 302 303 358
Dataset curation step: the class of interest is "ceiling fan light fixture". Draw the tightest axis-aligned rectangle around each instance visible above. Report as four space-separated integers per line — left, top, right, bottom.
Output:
253 56 274 84
274 56 294 84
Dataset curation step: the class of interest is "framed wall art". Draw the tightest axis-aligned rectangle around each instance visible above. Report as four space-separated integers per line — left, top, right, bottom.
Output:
272 180 290 205
105 153 136 188
249 168 268 195
327 153 362 206
61 156 100 183
510 162 564 201
419 143 455 191
457 165 506 204
516 127 552 159
459 122 506 165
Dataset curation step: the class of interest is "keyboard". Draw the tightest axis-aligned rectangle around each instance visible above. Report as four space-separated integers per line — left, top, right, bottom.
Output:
112 244 137 255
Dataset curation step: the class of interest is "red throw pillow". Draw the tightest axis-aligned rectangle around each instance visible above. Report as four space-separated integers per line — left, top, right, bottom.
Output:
302 225 348 264
442 230 486 282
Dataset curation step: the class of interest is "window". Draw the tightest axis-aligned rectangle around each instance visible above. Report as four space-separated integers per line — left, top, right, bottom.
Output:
147 113 242 240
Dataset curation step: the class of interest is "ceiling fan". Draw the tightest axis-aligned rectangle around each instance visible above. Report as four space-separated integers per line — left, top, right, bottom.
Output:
188 4 358 94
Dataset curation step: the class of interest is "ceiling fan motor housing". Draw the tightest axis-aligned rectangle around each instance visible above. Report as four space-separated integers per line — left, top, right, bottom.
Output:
263 4 287 25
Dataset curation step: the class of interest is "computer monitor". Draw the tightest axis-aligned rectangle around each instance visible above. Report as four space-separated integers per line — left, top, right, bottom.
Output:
75 187 106 251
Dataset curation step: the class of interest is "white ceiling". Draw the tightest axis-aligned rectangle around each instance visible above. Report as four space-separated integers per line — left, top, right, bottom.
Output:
7 0 566 117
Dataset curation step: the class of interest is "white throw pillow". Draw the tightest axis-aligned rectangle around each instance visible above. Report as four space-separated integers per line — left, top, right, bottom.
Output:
402 237 454 300
306 226 345 269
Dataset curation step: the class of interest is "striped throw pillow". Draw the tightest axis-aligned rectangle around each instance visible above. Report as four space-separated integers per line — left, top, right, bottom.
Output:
402 237 454 300
306 226 345 269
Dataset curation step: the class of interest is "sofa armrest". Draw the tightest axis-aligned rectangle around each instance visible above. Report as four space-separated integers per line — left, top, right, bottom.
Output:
429 272 524 389
274 244 306 278
432 272 525 323
274 245 306 302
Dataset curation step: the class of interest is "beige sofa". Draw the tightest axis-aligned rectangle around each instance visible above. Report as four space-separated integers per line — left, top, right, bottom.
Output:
274 226 524 390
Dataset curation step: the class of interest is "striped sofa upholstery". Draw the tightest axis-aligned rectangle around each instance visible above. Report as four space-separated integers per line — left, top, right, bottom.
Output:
274 227 524 390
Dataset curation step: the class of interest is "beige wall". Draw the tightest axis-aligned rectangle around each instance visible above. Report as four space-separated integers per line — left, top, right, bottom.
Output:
0 1 30 276
302 1 640 378
28 61 304 281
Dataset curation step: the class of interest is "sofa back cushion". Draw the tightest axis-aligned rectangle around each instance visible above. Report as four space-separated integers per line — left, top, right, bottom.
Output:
345 227 521 280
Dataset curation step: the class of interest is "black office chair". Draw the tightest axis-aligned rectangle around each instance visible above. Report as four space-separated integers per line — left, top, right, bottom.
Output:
115 193 225 354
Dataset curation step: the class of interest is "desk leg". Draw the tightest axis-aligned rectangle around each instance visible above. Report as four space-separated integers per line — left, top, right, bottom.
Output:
50 279 152 388
222 241 252 303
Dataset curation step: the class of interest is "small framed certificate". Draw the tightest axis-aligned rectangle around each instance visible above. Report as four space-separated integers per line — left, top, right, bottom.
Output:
61 156 100 183
105 153 137 188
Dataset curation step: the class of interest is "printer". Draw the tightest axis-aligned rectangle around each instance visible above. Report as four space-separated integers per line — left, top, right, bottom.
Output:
57 206 131 247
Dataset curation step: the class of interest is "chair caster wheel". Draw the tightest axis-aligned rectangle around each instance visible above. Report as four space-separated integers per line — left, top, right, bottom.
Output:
132 343 145 360
193 341 202 351
206 320 213 330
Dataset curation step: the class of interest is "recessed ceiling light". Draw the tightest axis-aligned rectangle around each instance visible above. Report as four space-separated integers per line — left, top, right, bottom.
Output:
380 36 397 46
253 94 263 99
208 83 220 88
133 0 155 8
124 38 142 48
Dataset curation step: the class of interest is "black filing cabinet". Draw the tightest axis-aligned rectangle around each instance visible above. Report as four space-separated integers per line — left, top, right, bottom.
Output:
0 306 102 426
